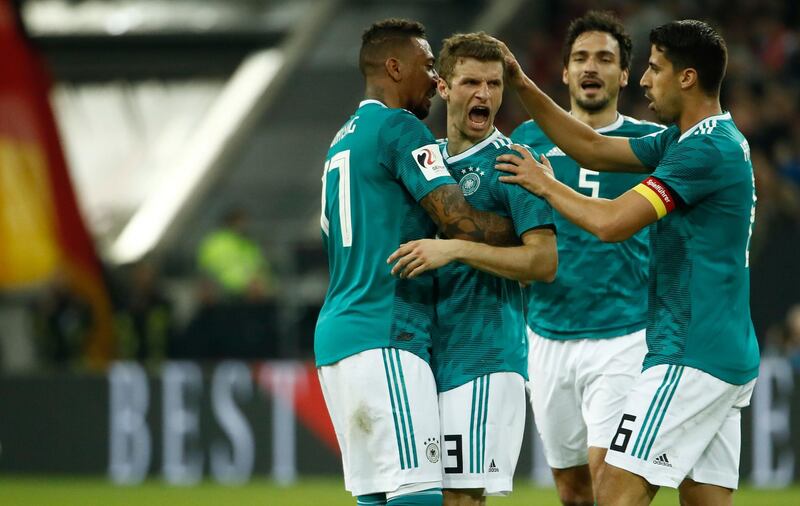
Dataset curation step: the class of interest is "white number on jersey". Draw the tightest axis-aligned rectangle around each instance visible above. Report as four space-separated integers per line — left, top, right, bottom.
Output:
745 173 756 267
578 167 600 198
320 150 353 247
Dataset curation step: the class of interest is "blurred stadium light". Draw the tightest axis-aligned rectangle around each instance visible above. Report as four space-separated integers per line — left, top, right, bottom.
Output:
109 48 284 265
22 0 332 261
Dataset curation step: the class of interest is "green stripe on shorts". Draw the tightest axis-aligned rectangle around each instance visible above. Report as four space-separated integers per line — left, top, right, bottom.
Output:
394 348 418 468
475 376 485 473
632 365 674 458
469 378 478 473
636 365 681 459
387 349 413 468
382 348 406 469
643 366 684 460
480 375 490 472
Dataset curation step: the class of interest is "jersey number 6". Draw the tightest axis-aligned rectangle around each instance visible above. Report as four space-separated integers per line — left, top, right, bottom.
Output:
610 414 637 453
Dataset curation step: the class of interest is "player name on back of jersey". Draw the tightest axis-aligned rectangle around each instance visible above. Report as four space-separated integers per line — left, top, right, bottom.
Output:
330 116 359 147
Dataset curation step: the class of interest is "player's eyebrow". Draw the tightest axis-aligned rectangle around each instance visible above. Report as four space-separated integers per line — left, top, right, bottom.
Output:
571 49 616 60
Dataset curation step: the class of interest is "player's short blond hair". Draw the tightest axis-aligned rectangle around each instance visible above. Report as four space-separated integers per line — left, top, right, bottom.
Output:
437 32 505 85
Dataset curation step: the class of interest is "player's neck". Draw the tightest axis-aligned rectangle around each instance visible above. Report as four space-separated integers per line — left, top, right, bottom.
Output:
569 100 619 130
363 83 402 110
678 95 723 133
446 123 493 157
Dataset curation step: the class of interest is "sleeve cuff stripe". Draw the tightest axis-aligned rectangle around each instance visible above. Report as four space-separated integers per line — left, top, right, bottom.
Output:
634 184 668 218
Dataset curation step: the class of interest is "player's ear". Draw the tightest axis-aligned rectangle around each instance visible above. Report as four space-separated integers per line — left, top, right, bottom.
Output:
561 67 569 86
436 77 449 100
385 57 402 82
679 67 697 90
619 67 629 89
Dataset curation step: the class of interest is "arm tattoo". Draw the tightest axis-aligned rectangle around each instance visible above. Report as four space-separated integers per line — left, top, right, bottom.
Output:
421 185 519 246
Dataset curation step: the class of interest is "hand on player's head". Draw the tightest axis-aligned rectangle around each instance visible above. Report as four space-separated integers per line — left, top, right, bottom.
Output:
486 36 525 89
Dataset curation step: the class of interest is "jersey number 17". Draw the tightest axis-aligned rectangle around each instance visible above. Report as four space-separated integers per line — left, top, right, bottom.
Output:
320 150 352 247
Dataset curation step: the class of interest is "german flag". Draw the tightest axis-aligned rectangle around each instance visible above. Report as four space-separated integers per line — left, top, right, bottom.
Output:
0 1 114 366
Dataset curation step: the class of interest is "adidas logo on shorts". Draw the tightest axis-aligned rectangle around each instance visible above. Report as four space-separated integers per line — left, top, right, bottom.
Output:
488 459 499 473
652 453 672 468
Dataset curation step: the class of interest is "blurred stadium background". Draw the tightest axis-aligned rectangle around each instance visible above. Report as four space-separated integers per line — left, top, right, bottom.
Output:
0 0 799 504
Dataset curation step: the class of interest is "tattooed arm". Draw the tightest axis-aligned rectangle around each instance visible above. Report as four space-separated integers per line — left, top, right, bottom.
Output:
419 184 519 246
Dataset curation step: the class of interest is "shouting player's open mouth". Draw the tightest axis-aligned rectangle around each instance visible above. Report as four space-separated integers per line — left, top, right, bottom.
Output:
580 77 604 96
468 105 491 130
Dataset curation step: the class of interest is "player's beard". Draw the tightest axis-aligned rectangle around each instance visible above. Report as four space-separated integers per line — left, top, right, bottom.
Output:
651 100 679 125
654 105 679 125
575 94 611 112
410 105 430 119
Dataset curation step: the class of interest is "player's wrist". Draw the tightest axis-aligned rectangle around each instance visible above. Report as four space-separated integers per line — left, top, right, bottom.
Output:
450 239 473 263
537 175 560 201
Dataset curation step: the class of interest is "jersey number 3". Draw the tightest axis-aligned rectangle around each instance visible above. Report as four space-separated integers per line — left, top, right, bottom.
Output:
320 150 352 247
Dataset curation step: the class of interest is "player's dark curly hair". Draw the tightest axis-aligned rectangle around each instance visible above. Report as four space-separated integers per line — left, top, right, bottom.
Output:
359 18 427 77
562 10 633 71
437 32 505 84
650 20 727 96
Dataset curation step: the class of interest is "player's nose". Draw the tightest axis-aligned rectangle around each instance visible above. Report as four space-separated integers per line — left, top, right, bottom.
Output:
584 57 599 72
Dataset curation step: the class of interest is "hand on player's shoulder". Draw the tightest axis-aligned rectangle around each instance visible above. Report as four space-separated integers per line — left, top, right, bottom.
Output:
495 145 555 196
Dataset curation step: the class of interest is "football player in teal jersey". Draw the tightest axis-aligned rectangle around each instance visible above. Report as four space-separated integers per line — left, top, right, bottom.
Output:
509 12 662 506
494 20 759 506
387 32 556 506
316 20 519 506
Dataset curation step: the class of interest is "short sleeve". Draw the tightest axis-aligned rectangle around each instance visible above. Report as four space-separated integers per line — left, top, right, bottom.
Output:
378 111 455 202
629 127 677 169
498 146 555 236
651 135 725 205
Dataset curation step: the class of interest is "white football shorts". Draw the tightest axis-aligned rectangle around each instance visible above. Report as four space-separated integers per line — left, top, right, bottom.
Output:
528 328 647 469
318 347 442 496
438 372 526 495
605 364 756 489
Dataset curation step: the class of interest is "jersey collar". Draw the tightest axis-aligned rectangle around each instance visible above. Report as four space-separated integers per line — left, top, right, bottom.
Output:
678 111 732 142
359 99 387 109
595 113 624 133
443 127 502 163
567 111 624 133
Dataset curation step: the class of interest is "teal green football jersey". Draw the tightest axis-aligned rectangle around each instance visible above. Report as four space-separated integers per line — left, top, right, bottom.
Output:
433 128 555 392
511 115 664 340
315 100 456 367
629 112 760 385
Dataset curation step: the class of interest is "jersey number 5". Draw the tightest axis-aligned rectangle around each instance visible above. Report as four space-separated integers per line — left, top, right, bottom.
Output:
320 150 352 247
578 168 600 198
